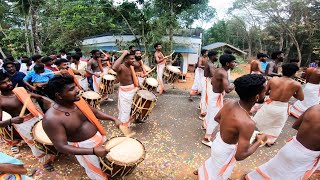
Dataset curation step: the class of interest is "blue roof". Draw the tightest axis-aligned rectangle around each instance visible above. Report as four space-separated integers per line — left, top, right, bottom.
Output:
174 46 197 54
97 46 119 51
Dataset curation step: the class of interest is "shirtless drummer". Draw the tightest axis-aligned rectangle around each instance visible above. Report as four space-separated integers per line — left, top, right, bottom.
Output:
196 74 268 179
112 50 140 127
0 71 55 171
43 75 120 179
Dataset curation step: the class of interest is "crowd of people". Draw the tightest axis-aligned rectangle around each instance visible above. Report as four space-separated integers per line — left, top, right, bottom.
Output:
0 44 319 179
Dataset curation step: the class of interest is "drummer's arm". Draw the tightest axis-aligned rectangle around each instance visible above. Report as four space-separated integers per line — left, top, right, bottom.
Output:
90 107 118 122
29 92 54 111
43 117 95 155
113 51 129 72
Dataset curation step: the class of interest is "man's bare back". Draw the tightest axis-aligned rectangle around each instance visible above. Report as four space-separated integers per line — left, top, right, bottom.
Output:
267 77 303 102
250 60 263 74
305 68 320 84
292 105 320 151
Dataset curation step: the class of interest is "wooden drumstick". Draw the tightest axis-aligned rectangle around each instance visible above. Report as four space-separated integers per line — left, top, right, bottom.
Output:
164 50 175 59
119 125 132 136
130 65 140 87
107 132 136 150
144 67 156 76
19 95 31 117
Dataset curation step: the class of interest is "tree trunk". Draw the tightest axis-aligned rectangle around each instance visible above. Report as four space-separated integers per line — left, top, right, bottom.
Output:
29 9 35 54
169 0 173 52
0 47 6 59
24 15 31 56
247 32 252 60
31 7 41 54
287 31 301 66
279 33 284 51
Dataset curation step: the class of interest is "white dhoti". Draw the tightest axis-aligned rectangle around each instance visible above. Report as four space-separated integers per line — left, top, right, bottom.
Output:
198 132 237 180
138 77 145 86
203 92 223 139
13 115 54 163
190 68 204 95
118 84 139 127
75 75 89 91
200 77 210 116
290 83 320 118
92 75 102 93
253 100 289 144
68 132 108 180
157 63 165 94
246 136 320 180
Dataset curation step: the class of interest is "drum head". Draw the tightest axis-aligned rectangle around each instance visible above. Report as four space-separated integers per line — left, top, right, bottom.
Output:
108 69 117 75
137 90 156 101
166 65 181 73
2 111 12 121
143 65 151 72
82 91 101 99
146 78 159 87
103 74 116 81
33 121 52 145
105 137 145 165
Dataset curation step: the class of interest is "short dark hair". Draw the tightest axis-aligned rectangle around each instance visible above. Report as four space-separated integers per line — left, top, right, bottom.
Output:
55 58 68 66
224 49 233 55
134 49 141 53
257 53 268 59
219 54 236 66
0 70 9 82
34 63 44 72
5 56 15 62
3 61 15 69
282 63 299 77
31 54 42 62
91 50 100 55
41 56 53 63
201 49 208 56
154 43 161 49
71 54 80 61
129 45 135 50
124 52 135 60
208 50 218 58
59 49 66 53
271 51 283 60
76 51 83 57
74 48 81 52
234 74 266 101
45 75 75 100
21 57 31 64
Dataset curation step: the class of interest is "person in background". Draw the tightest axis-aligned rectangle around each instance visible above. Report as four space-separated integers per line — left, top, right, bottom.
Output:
42 56 58 72
29 55 42 70
309 59 319 68
0 152 33 179
129 45 135 54
19 57 32 75
3 61 26 88
59 49 67 59
23 64 54 93
4 57 21 72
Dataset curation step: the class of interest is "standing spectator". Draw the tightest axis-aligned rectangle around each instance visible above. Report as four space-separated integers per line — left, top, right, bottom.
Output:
3 61 26 88
42 56 58 71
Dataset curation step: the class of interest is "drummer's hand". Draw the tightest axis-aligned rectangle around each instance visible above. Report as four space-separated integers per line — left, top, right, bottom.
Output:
94 72 101 77
122 50 129 55
11 116 24 124
114 119 121 128
93 146 109 157
256 133 268 143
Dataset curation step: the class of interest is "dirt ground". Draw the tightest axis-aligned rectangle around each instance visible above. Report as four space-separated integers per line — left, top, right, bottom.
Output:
1 64 319 180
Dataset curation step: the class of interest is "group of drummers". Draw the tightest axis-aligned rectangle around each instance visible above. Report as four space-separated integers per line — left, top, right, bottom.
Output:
0 43 182 179
189 49 320 179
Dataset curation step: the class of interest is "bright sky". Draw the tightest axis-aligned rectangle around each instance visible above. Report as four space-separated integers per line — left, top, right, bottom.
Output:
192 0 235 29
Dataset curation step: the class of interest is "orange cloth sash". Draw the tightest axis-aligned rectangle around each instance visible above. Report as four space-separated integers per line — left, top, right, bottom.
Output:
12 87 43 118
67 68 82 89
74 98 106 136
